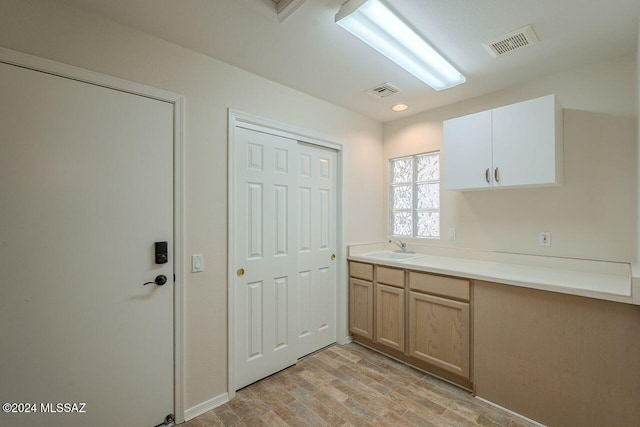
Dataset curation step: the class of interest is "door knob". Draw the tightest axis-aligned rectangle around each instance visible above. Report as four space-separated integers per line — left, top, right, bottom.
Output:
143 275 167 286
237 268 245 277
331 254 336 260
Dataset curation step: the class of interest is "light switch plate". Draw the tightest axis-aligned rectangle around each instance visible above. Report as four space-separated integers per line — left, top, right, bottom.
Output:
192 254 204 272
448 228 457 241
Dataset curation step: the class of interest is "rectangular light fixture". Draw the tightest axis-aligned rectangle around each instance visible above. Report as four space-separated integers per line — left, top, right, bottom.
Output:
335 0 466 91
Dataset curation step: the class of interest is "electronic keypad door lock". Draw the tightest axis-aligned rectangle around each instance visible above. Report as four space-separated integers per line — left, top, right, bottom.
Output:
155 241 168 264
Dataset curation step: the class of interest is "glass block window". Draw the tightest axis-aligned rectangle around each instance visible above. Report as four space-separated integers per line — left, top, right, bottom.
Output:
390 152 440 238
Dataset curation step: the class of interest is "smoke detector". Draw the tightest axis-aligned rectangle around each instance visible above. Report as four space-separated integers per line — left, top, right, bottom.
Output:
483 25 539 58
365 83 401 98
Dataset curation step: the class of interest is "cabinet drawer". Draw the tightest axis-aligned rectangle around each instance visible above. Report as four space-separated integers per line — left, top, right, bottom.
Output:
349 261 373 281
409 271 470 301
376 266 404 288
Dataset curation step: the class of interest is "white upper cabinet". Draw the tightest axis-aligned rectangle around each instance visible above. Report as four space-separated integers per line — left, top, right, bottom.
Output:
443 110 493 190
443 94 563 190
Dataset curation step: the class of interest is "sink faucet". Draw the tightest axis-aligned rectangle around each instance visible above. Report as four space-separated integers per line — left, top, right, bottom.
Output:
389 239 406 253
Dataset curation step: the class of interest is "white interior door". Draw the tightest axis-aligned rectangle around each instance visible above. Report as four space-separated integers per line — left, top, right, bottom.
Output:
233 128 299 389
0 62 174 427
296 143 337 356
233 127 338 390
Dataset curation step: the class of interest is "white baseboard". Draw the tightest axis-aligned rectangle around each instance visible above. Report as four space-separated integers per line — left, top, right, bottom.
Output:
184 392 230 421
338 335 353 345
475 396 545 427
632 276 639 305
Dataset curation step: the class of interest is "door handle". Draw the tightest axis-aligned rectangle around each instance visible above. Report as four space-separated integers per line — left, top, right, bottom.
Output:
494 167 500 183
485 168 490 183
143 275 167 286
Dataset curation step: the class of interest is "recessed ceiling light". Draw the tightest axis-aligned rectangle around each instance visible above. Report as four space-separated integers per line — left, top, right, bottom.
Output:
391 104 409 112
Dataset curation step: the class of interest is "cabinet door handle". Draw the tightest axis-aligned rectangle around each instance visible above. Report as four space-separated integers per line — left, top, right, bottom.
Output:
485 168 490 183
494 167 500 183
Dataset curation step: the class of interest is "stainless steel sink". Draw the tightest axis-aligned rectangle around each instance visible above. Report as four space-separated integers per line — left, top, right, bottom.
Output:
361 251 424 261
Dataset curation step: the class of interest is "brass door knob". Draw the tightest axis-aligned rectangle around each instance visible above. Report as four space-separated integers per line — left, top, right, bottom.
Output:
331 254 336 260
237 268 245 277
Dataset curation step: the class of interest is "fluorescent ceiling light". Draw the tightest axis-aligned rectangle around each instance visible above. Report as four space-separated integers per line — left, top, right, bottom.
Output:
335 0 466 91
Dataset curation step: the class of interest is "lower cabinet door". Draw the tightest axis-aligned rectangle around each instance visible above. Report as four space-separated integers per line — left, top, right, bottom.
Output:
375 284 405 352
349 278 373 339
409 291 470 378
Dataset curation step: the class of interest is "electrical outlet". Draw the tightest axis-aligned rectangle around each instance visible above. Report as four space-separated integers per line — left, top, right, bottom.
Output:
538 231 551 247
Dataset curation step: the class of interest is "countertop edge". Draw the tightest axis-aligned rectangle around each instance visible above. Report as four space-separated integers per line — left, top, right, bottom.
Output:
347 254 634 305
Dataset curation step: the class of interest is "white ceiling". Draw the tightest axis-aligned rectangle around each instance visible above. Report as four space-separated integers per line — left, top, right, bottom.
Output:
55 0 640 122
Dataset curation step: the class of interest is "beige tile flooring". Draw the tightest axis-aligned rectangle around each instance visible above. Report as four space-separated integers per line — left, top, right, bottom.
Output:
183 343 535 427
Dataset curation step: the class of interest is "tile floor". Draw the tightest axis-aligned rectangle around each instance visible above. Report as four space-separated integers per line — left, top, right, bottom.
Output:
183 343 535 427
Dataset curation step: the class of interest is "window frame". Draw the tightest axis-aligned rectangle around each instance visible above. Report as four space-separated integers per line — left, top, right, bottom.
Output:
389 151 441 239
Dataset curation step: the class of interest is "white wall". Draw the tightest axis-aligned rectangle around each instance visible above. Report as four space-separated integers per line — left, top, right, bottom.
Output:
0 0 385 410
384 55 637 262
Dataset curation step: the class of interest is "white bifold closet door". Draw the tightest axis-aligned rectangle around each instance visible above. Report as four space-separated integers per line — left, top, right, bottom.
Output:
233 127 337 390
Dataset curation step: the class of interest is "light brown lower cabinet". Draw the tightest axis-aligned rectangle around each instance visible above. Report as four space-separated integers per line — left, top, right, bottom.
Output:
348 277 373 340
349 261 473 388
375 283 404 351
408 291 470 379
349 261 640 425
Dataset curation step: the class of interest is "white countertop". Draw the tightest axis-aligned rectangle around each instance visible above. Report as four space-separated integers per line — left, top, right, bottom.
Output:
348 244 635 305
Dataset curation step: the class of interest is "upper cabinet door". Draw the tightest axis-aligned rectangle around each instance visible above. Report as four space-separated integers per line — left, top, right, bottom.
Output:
443 110 493 190
492 95 563 188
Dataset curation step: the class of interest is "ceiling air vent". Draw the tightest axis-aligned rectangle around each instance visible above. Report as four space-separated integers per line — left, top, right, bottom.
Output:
483 25 539 58
365 83 401 98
